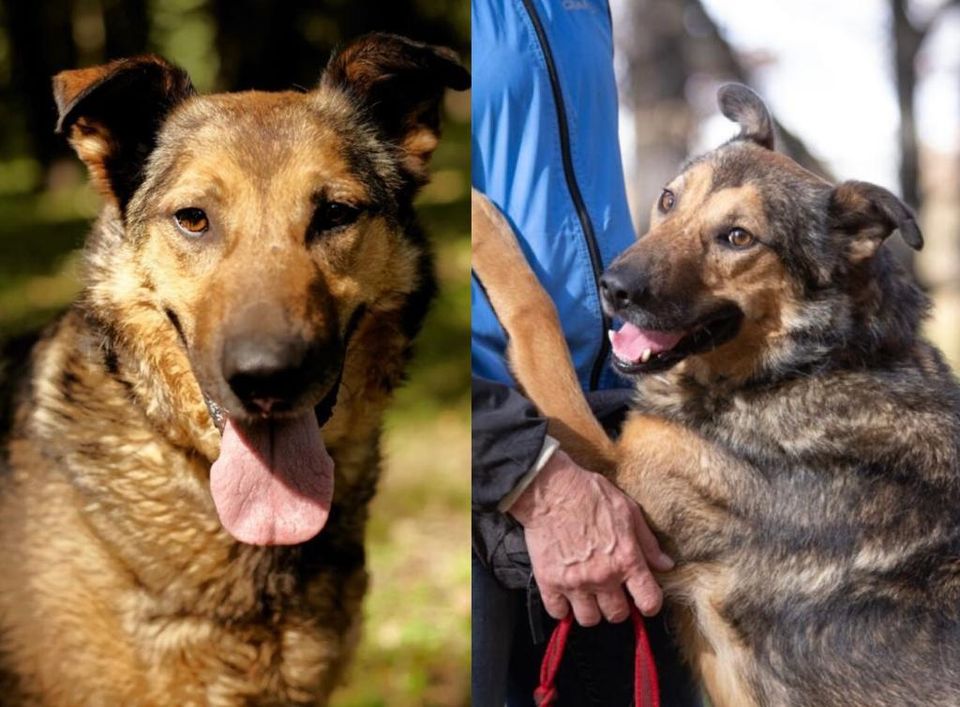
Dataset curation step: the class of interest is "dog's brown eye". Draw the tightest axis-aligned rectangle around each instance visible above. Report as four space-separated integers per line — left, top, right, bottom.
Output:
174 208 209 236
311 202 360 235
658 189 676 213
725 228 755 249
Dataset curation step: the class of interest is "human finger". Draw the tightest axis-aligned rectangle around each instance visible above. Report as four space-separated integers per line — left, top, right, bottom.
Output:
596 587 631 623
541 589 571 620
625 571 663 617
629 500 674 572
568 591 602 627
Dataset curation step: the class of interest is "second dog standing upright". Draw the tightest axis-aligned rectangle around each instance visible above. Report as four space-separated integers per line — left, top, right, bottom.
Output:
474 84 960 706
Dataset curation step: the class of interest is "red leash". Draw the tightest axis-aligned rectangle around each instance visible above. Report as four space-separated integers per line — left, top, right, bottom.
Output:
534 606 660 707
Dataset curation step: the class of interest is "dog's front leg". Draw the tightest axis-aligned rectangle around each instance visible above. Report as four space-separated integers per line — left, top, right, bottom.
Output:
616 412 762 707
471 189 617 473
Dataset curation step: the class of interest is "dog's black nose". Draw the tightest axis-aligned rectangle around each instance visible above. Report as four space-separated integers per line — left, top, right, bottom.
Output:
223 336 327 414
600 265 648 311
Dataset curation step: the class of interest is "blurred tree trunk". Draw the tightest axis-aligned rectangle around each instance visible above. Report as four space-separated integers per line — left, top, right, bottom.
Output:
211 0 463 93
212 0 314 91
889 0 958 277
890 0 959 212
618 0 692 231
617 0 830 231
101 0 149 60
891 0 923 211
0 0 76 173
684 0 830 179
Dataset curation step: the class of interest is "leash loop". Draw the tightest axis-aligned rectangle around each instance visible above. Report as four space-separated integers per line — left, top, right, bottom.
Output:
534 605 660 707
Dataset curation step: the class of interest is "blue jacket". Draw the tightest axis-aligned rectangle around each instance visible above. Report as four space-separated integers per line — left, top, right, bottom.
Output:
471 0 636 391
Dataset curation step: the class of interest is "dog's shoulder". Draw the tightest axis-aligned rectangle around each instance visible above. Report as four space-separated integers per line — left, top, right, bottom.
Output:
718 342 960 481
636 337 960 480
0 330 41 449
0 311 81 451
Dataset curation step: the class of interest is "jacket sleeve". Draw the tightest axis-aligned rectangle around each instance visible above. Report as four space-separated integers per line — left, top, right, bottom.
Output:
472 376 548 511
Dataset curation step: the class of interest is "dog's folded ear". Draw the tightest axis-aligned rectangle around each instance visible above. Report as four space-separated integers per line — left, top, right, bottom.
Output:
828 180 923 262
321 33 470 185
53 55 195 212
718 84 775 150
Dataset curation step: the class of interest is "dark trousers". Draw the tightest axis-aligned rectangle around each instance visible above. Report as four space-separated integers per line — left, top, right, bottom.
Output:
472 554 702 707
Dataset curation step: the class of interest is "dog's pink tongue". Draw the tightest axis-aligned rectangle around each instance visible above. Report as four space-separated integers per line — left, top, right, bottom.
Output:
210 413 334 546
609 322 684 363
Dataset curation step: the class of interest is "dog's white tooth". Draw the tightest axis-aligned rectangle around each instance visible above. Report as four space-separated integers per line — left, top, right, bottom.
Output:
608 330 615 344
640 348 652 363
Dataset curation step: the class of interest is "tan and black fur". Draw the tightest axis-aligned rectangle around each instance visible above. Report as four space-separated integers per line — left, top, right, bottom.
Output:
0 35 468 705
474 84 960 706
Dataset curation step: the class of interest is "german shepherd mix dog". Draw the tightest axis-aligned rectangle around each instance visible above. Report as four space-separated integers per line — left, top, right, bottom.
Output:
473 84 960 706
0 34 467 705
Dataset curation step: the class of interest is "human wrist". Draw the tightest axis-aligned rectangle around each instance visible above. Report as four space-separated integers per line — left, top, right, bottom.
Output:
497 435 559 513
508 447 579 527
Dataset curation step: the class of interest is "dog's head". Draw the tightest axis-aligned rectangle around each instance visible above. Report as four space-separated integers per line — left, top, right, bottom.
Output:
604 84 925 386
54 35 468 545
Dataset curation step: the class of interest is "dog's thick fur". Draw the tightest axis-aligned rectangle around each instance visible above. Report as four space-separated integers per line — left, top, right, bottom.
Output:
473 85 960 706
0 35 467 705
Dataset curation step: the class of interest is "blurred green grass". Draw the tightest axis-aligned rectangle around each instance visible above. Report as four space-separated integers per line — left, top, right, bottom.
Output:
0 111 470 706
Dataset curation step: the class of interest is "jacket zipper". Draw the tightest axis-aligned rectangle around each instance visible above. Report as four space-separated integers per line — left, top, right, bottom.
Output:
519 0 611 391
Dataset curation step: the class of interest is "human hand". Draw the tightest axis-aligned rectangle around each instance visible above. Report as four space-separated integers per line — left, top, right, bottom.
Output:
508 449 674 626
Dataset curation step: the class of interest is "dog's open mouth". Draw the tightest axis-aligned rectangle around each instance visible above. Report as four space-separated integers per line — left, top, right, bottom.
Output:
177 306 366 547
210 412 334 547
609 306 743 375
204 374 343 548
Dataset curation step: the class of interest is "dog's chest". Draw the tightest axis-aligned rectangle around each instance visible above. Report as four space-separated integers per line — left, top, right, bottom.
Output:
121 557 366 705
4 311 392 703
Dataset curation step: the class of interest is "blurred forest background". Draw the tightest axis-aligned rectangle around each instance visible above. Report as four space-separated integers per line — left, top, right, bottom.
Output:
0 1 469 705
612 0 960 368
